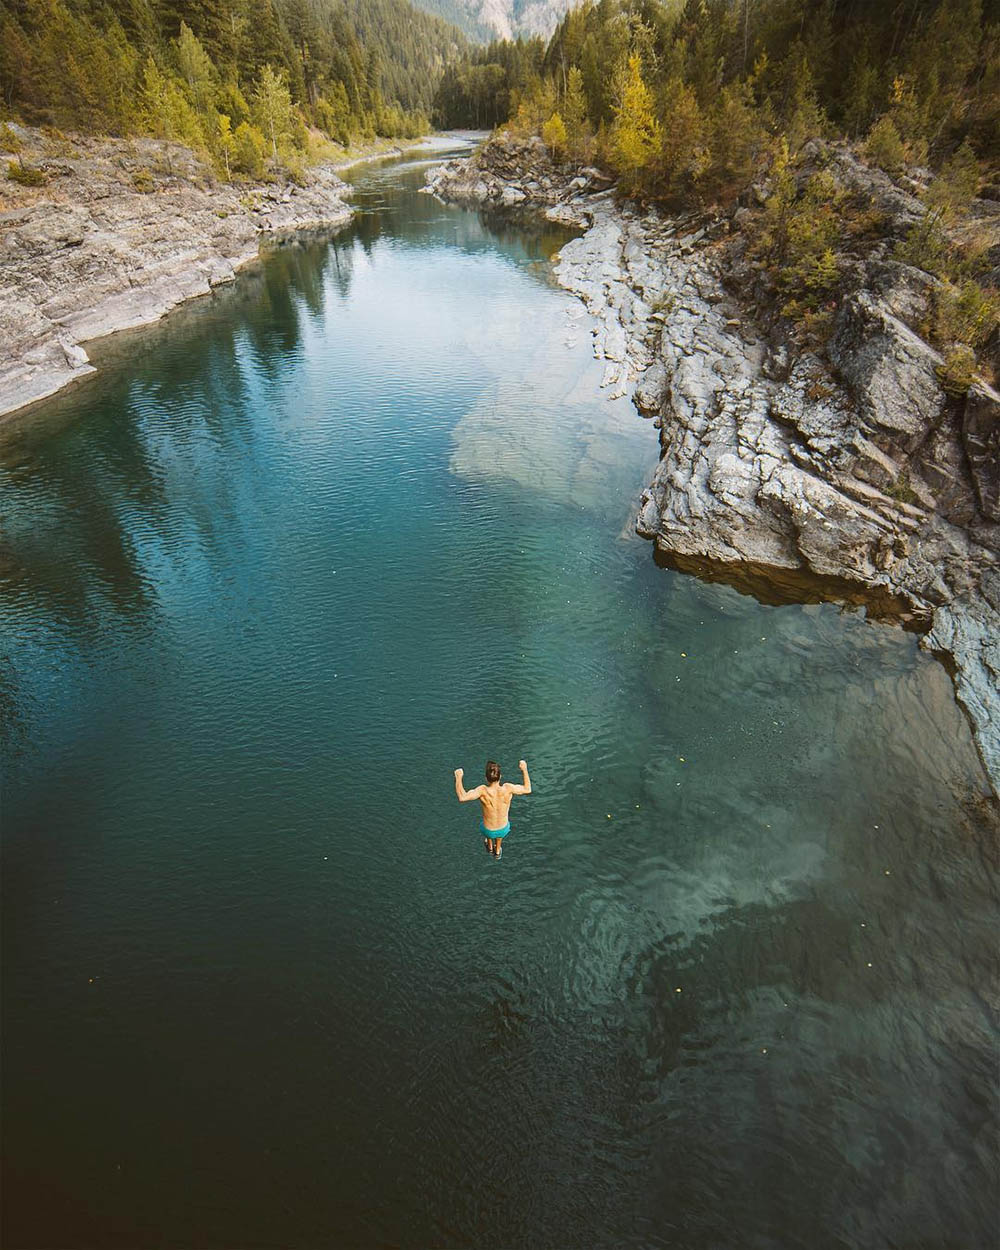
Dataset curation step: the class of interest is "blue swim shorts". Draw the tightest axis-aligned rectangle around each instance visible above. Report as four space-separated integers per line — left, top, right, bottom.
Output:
482 822 510 839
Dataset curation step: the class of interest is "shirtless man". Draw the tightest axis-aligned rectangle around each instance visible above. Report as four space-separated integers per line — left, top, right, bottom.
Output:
454 759 531 859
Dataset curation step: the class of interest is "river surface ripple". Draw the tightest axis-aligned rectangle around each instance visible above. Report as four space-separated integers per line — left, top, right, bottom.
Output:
1 148 996 1250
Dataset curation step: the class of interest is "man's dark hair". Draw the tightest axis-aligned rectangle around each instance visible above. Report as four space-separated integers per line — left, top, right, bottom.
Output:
485 760 501 784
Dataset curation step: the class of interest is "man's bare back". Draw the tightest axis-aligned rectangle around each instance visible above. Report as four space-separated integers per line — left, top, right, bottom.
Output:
454 759 531 858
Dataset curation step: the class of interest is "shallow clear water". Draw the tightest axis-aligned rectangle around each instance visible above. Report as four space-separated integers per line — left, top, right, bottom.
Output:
2 149 996 1249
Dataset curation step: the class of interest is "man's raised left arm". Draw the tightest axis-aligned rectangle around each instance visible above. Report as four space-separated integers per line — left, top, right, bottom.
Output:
507 759 531 795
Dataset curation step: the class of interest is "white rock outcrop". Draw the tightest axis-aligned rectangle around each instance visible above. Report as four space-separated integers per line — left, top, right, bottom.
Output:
0 127 354 417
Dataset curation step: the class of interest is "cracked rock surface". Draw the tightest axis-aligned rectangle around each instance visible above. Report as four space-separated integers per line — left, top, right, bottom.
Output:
1 125 353 418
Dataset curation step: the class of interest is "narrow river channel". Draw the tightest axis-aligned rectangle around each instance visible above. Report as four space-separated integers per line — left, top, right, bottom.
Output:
2 146 996 1249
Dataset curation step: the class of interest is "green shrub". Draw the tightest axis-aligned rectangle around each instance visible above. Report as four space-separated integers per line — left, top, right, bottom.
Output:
283 156 309 187
895 213 949 276
886 76 929 167
231 121 265 178
0 123 23 153
315 86 352 147
864 116 905 175
888 472 918 504
925 140 980 217
132 169 155 193
934 280 1000 350
541 111 567 159
650 292 676 316
936 344 977 395
6 159 47 186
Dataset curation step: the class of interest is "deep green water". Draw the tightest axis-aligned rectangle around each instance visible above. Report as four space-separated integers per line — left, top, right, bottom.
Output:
2 148 996 1250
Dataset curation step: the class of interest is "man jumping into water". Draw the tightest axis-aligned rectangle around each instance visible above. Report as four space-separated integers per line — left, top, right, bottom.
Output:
454 759 531 859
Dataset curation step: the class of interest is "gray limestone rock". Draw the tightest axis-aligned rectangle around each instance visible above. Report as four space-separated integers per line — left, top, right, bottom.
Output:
634 360 668 416
926 584 1000 788
829 290 946 451
423 131 616 222
0 128 354 418
962 384 1000 522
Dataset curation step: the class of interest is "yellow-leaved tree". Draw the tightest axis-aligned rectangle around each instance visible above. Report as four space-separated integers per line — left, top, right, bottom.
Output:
252 65 294 164
610 55 661 194
542 111 568 158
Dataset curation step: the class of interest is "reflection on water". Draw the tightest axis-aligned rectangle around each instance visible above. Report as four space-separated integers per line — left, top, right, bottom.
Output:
1 147 996 1250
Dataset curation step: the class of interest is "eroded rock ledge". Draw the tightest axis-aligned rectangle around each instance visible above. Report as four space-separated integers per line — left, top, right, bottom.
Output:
427 135 1000 795
0 125 354 418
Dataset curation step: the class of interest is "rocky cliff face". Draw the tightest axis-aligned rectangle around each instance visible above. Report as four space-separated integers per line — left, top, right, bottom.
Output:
427 135 1000 796
0 125 354 418
412 0 575 40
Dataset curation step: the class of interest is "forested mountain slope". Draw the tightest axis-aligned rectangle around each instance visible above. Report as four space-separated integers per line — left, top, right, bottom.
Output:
438 0 1000 172
0 0 467 167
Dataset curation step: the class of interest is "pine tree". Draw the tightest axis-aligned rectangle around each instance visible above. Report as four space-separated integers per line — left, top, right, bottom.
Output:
887 76 929 167
215 111 233 177
176 22 215 110
842 54 881 138
865 116 906 175
232 118 265 175
562 65 592 159
925 139 981 215
659 74 707 200
706 80 763 200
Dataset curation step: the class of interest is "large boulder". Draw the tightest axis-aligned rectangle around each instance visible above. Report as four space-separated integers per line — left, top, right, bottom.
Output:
829 290 946 454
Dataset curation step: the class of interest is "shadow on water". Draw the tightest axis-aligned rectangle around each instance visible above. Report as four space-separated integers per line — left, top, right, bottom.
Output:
0 230 354 656
652 547 931 629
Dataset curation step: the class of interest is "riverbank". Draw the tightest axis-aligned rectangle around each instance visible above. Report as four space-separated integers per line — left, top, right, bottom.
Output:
425 134 1000 797
0 128 466 419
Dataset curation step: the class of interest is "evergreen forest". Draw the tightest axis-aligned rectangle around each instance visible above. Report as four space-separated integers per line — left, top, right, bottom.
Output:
2 0 998 226
0 0 469 176
435 0 1000 200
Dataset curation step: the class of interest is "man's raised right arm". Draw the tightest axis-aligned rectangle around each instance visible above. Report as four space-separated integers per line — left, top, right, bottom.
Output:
454 768 484 802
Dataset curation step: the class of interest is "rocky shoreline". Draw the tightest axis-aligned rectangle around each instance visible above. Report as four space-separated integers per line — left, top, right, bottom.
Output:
0 125 373 418
425 135 1000 797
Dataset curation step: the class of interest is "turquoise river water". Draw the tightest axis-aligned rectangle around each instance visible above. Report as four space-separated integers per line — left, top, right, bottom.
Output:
1 147 997 1249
